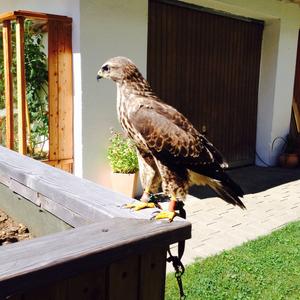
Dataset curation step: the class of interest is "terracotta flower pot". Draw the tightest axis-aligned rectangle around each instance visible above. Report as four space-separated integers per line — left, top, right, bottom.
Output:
278 153 299 168
110 172 139 198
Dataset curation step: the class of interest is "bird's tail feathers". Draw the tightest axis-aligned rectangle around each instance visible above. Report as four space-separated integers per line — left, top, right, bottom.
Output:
211 181 246 209
189 171 246 209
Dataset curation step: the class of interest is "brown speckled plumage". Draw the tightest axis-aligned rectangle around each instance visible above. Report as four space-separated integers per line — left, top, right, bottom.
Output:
98 57 245 208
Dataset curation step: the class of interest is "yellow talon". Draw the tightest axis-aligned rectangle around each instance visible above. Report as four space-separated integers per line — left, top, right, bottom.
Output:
155 211 176 222
125 202 156 211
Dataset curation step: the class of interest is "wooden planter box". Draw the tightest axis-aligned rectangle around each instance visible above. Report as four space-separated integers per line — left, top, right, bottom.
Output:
0 146 191 299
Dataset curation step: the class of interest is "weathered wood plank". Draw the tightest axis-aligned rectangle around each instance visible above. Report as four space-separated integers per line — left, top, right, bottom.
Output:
3 294 22 300
64 268 106 300
38 194 89 227
108 255 139 300
0 174 88 227
15 17 27 155
22 280 68 300
139 247 167 300
0 183 71 237
2 20 14 150
0 146 173 221
0 218 190 297
9 178 39 205
0 172 10 186
13 268 106 300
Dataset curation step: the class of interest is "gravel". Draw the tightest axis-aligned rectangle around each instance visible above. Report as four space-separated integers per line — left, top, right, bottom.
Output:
0 209 33 246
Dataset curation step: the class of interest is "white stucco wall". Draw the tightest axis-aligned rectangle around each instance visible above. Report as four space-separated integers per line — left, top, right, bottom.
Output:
0 0 83 176
80 0 148 185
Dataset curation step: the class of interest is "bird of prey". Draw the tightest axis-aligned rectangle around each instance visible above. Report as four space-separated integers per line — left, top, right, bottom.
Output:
97 56 245 221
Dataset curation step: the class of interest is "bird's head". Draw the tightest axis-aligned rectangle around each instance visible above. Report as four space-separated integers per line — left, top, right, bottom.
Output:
97 56 139 83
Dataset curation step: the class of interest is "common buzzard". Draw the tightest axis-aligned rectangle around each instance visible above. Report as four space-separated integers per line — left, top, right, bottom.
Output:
97 57 245 221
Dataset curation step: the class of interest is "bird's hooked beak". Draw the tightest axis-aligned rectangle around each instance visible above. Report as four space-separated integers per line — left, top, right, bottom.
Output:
96 70 103 81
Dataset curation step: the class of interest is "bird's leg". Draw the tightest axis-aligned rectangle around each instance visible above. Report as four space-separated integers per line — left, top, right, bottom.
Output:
140 187 151 202
125 151 162 211
154 194 177 222
124 187 156 211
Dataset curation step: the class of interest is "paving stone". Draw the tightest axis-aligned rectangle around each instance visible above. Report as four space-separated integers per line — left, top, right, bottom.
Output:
176 167 300 272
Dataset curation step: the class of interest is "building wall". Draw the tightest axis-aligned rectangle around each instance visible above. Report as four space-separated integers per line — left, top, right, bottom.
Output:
1 0 300 186
80 0 300 187
80 0 148 185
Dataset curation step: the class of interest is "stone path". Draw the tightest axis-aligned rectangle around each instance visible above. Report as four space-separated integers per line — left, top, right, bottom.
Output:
168 168 300 269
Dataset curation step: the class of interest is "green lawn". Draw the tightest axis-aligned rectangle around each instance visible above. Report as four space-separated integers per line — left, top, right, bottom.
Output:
165 221 300 300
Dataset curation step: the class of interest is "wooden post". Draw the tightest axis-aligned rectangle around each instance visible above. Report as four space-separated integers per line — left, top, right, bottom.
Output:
15 17 27 155
48 20 73 171
2 20 14 150
48 20 59 161
293 98 300 133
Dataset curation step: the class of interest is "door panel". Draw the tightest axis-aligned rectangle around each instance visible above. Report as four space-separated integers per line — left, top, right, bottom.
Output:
147 0 263 166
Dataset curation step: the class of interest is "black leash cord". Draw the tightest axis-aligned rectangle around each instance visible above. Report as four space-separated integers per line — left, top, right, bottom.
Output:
149 194 187 299
167 201 187 299
167 248 186 300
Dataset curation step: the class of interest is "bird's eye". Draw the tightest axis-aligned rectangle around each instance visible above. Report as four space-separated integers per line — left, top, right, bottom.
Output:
102 64 110 72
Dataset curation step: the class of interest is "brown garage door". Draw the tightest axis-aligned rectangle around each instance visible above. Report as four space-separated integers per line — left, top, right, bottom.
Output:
147 0 263 167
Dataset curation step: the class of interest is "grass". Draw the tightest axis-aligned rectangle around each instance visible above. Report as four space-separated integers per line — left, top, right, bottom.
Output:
165 221 300 300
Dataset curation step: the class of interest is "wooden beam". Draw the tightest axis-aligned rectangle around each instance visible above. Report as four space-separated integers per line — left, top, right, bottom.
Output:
0 219 188 297
43 158 74 165
0 10 72 23
2 20 14 150
108 255 139 299
0 183 72 237
48 20 74 171
293 98 300 133
15 10 72 22
48 20 59 161
58 22 73 160
0 146 192 223
15 17 27 155
139 247 167 300
0 11 15 22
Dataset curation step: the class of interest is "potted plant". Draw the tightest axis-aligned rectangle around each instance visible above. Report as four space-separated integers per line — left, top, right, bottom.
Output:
107 131 139 197
278 135 299 168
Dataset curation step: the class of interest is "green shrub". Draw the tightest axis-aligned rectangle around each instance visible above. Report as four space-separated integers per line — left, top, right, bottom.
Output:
107 131 139 174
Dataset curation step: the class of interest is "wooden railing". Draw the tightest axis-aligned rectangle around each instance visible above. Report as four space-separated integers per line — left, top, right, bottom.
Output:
0 11 73 172
0 146 191 298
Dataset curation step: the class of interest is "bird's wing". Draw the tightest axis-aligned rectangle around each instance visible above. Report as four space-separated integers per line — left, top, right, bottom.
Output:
130 100 227 168
130 99 245 208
